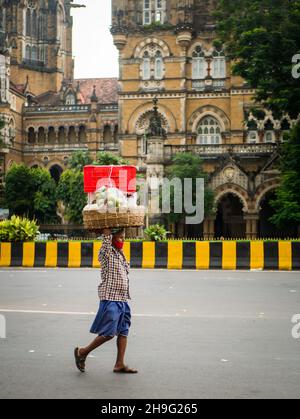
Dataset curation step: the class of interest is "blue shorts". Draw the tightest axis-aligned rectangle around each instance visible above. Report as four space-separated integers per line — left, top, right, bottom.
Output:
90 300 131 337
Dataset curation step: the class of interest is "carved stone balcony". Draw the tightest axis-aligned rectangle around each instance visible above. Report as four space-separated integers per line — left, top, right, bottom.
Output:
24 104 90 114
164 143 278 161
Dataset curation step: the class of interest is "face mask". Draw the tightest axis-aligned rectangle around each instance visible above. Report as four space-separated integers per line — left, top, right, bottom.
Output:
113 239 124 251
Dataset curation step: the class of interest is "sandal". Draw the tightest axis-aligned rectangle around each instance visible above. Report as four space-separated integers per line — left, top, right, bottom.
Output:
74 347 86 373
113 366 138 374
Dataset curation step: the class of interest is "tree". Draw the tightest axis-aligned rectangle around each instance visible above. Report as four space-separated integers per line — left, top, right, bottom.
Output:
215 0 300 117
5 164 35 217
68 151 93 171
164 153 215 224
270 124 300 228
30 167 58 223
56 169 86 224
4 164 58 223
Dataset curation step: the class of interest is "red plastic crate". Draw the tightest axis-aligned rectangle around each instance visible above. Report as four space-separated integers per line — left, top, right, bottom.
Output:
84 165 137 193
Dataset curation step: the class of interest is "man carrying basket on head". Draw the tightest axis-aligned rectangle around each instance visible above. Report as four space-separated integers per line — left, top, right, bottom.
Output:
74 227 138 374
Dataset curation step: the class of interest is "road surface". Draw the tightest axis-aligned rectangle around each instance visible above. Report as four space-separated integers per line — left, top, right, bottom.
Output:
0 268 300 399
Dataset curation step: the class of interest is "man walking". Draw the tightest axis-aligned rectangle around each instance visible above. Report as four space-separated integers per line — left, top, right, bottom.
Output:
74 228 137 374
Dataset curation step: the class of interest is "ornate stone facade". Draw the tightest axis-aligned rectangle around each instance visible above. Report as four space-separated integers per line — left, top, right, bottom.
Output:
0 0 299 238
110 0 300 238
0 1 120 200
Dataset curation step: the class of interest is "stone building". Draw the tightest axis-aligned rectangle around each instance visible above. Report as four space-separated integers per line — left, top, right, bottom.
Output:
110 0 299 238
0 0 119 195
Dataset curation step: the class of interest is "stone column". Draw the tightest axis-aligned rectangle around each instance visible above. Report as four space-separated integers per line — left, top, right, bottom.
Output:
146 136 165 225
203 217 216 240
75 126 80 143
244 213 259 239
54 127 59 144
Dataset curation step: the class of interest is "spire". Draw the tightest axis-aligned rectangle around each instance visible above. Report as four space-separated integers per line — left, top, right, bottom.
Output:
90 85 98 103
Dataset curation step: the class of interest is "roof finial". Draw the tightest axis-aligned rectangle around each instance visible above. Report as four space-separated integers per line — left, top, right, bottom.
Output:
90 85 98 102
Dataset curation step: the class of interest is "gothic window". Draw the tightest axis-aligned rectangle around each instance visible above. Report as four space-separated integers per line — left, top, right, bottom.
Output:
79 125 86 142
31 46 38 61
192 46 207 80
142 51 151 80
197 117 222 145
280 119 290 142
264 120 275 143
103 125 112 143
247 120 258 143
26 8 31 36
39 47 45 63
32 10 37 38
143 0 165 25
68 126 76 142
212 50 226 79
28 127 36 144
25 45 31 59
155 0 164 23
143 0 151 25
65 93 75 105
154 51 163 80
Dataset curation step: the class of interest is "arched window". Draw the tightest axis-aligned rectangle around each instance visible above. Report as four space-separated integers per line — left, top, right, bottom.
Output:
25 45 31 59
264 120 275 143
32 10 37 38
142 51 151 80
31 46 38 61
65 93 75 105
28 127 36 144
79 125 86 142
155 51 163 80
143 0 165 25
280 119 290 142
143 0 151 25
247 120 259 143
103 125 112 143
197 116 222 145
192 46 207 80
155 0 164 23
26 8 31 36
39 47 45 63
212 50 226 79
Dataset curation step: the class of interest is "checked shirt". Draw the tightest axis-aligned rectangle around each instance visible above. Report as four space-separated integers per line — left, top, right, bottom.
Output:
98 235 130 302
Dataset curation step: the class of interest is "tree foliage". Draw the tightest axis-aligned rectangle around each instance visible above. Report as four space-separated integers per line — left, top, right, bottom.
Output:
270 124 300 227
4 164 58 223
95 151 128 166
68 151 93 171
56 169 86 225
215 0 300 116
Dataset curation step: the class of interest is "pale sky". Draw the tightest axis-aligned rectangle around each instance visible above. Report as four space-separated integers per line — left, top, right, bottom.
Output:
72 0 119 79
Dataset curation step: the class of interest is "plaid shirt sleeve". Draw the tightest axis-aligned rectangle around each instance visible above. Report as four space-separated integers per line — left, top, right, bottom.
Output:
97 235 130 302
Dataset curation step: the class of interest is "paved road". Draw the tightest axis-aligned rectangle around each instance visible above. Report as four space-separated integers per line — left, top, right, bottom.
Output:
0 268 300 399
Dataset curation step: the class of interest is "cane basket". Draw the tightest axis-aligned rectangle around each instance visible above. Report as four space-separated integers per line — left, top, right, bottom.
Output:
83 207 145 230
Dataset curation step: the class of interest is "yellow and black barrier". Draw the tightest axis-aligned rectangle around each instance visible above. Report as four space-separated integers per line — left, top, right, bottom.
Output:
0 241 299 270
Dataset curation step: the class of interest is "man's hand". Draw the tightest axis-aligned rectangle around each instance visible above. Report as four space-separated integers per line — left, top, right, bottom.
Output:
102 228 112 236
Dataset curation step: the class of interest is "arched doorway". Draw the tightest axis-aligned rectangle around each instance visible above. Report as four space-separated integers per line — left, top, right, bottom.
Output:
258 191 297 238
50 165 63 184
215 193 246 238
